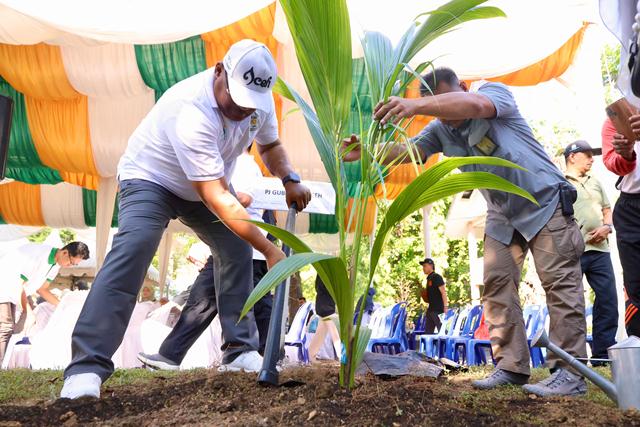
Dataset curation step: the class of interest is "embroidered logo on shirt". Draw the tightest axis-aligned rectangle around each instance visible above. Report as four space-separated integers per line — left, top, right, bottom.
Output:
249 113 258 131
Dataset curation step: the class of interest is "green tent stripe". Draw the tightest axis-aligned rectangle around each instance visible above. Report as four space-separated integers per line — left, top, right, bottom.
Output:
82 189 120 227
135 36 208 99
0 213 5 225
309 213 339 234
0 77 63 185
310 58 375 234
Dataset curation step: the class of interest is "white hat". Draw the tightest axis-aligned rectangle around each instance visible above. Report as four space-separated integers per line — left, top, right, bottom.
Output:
223 39 277 111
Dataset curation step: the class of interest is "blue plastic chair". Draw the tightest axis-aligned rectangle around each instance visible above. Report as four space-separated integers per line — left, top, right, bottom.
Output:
366 306 393 351
434 307 471 359
284 302 315 363
408 312 427 350
529 305 548 367
463 304 544 366
417 309 457 358
447 305 484 362
369 302 408 354
585 305 594 354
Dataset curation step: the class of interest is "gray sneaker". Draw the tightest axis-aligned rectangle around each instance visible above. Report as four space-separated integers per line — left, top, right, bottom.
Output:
137 352 180 371
472 369 529 390
522 368 587 397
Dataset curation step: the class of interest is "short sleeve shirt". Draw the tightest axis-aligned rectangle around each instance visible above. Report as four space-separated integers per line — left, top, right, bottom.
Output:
425 272 445 313
411 82 567 245
0 243 59 306
565 172 611 252
118 67 279 202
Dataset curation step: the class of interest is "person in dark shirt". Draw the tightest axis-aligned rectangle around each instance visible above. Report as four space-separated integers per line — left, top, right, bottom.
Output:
419 258 448 334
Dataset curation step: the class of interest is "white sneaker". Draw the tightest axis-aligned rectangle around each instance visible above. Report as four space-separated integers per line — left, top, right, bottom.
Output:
60 373 101 399
218 351 263 373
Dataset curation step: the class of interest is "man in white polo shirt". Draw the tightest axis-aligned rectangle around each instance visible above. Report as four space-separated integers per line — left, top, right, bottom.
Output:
61 39 311 399
0 241 90 364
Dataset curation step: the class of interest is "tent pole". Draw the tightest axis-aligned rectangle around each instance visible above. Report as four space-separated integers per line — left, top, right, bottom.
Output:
95 177 118 271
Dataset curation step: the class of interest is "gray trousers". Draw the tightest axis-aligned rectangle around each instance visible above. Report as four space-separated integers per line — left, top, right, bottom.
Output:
65 179 258 381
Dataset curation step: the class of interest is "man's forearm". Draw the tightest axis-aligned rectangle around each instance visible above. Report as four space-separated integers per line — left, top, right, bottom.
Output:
603 208 613 227
37 286 59 306
415 92 495 120
203 189 273 254
258 141 295 179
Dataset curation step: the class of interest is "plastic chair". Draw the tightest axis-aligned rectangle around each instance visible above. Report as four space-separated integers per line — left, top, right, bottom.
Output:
585 305 593 354
369 302 408 354
529 305 548 367
284 302 315 363
421 308 466 359
448 304 484 362
408 312 427 350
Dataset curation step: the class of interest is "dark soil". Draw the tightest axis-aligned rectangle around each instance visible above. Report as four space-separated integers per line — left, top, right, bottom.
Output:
1 365 639 426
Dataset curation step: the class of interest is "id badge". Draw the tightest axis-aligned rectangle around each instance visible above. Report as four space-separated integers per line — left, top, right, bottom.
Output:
475 136 497 156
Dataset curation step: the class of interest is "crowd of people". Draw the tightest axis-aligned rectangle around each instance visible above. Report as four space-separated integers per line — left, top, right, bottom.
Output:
0 37 638 403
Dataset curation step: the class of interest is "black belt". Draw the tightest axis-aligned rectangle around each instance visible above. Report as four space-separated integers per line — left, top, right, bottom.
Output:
620 192 640 199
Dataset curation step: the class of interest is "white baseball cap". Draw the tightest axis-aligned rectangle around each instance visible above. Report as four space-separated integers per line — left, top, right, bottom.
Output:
223 39 277 111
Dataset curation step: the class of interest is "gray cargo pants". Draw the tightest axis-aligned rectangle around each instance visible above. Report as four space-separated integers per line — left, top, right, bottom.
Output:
65 179 258 381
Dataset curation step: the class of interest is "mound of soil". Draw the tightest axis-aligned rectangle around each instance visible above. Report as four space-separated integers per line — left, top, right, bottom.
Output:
1 365 638 426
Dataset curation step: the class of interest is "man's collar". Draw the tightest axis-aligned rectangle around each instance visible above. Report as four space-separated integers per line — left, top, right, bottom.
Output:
565 170 590 182
48 248 58 265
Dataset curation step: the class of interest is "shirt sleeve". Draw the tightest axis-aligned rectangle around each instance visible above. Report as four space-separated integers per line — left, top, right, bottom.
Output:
477 82 519 119
602 117 636 176
46 265 60 282
434 274 445 288
254 107 279 145
165 104 226 182
410 120 444 162
597 178 611 209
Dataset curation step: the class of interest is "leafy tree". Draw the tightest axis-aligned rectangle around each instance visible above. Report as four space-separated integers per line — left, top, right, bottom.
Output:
27 228 51 243
59 229 76 245
601 43 621 105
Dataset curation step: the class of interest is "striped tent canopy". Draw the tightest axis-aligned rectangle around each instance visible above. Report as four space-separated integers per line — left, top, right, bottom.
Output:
0 0 592 250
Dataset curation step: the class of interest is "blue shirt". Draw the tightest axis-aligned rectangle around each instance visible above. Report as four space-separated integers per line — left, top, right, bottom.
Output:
412 82 566 245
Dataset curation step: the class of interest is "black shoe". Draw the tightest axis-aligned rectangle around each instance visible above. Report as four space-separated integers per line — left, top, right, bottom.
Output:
472 369 529 390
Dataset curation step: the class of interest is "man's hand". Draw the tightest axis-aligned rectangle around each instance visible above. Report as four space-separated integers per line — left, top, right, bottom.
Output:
373 96 420 125
284 182 311 212
613 133 636 161
263 244 286 269
630 114 640 140
341 134 361 162
586 226 611 245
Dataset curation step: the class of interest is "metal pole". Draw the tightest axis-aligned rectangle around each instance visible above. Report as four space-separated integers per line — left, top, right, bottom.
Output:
258 203 297 386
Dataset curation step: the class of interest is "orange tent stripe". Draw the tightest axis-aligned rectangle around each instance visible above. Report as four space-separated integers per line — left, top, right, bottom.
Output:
0 182 45 226
486 23 589 86
0 43 99 189
0 43 78 100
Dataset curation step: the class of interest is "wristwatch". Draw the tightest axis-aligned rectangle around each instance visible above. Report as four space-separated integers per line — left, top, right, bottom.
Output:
604 223 613 232
282 172 301 186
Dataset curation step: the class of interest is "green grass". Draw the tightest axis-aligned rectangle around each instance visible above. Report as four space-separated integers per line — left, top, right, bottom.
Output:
0 368 192 404
451 366 616 408
0 365 617 409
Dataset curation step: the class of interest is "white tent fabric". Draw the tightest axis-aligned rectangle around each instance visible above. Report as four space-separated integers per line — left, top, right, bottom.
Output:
60 41 155 177
273 0 591 78
40 182 86 228
0 225 41 242
0 0 274 44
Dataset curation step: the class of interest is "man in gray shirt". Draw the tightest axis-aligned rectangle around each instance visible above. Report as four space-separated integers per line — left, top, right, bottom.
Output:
345 67 587 397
